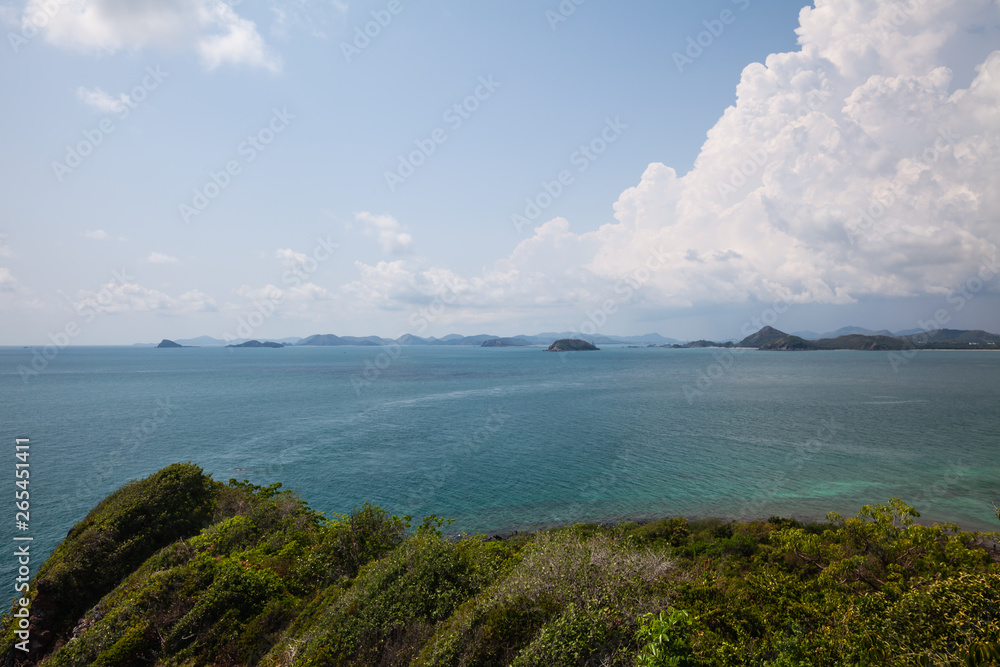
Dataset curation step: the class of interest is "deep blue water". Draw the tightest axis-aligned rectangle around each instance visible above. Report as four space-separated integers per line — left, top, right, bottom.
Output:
1 345 998 585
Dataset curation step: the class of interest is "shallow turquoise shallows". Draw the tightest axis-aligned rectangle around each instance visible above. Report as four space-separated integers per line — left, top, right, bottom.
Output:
2 345 998 582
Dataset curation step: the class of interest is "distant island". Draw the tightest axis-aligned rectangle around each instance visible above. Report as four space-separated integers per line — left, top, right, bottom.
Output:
667 339 736 349
481 337 530 347
547 338 600 351
142 327 999 351
225 340 285 348
737 327 1000 351
138 332 679 348
736 325 787 348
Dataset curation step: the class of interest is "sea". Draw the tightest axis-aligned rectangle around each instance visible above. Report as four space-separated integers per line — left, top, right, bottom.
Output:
1 345 998 584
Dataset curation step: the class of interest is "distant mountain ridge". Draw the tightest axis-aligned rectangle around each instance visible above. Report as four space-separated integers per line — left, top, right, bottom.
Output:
226 340 286 348
742 328 999 351
901 329 1000 345
791 326 895 340
737 326 787 348
141 328 998 350
293 332 678 347
139 336 301 347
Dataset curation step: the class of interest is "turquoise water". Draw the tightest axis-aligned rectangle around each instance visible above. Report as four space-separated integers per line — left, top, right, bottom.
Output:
1 345 998 583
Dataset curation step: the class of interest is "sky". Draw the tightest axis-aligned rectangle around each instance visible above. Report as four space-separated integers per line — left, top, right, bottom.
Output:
1 0 999 345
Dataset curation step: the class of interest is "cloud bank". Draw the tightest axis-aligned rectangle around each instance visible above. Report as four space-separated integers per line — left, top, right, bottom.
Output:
340 0 1000 324
71 281 217 316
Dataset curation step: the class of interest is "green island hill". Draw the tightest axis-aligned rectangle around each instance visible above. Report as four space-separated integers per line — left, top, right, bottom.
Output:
2 463 998 666
738 327 1000 351
546 339 600 352
225 340 286 348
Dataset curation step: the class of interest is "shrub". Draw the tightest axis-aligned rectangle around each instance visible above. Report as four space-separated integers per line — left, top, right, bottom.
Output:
511 603 626 667
636 608 696 667
320 502 409 580
276 532 495 666
626 518 691 546
773 497 993 595
415 532 677 666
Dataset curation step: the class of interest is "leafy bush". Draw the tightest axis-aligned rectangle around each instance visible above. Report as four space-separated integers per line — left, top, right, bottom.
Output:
413 531 677 666
274 532 499 666
773 497 993 595
319 501 410 580
626 518 691 546
858 573 1000 664
510 602 628 666
636 608 696 667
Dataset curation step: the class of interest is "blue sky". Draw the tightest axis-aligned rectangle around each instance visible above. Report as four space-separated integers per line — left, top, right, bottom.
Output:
1 0 999 344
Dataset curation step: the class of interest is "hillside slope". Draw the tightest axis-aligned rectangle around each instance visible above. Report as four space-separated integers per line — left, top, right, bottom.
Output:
3 466 998 666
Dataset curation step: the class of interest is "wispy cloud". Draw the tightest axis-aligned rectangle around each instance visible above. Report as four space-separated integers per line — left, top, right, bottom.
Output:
23 0 281 72
72 281 217 315
147 252 179 264
76 86 128 113
0 267 18 292
357 211 414 255
84 229 108 240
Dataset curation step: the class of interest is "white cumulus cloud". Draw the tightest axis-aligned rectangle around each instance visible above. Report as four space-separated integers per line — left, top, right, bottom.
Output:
345 0 1000 325
147 252 179 264
83 229 108 240
23 0 281 72
276 248 310 267
357 211 415 255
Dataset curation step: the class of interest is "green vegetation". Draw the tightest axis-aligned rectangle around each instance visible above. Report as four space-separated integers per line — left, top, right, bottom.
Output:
3 465 998 665
546 339 600 352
